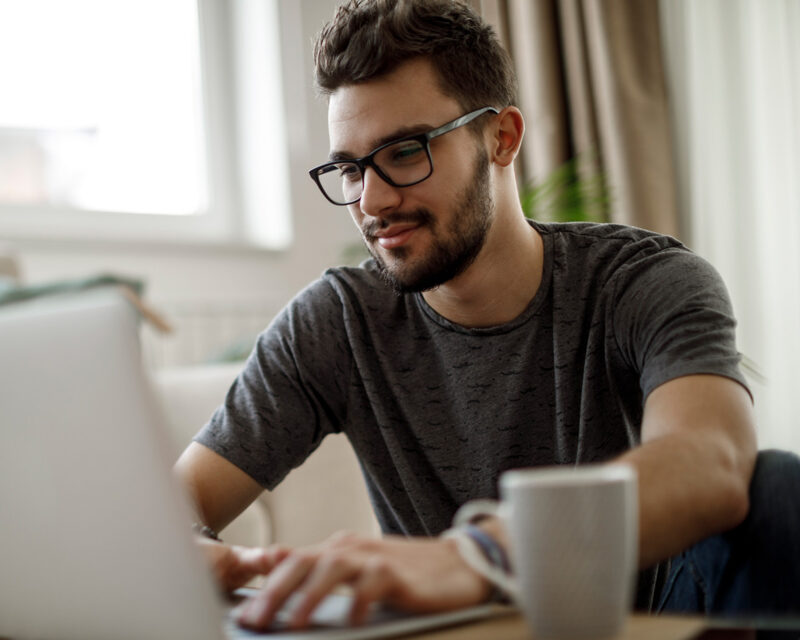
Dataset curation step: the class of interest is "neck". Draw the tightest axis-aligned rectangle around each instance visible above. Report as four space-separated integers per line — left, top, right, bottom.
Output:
422 204 543 328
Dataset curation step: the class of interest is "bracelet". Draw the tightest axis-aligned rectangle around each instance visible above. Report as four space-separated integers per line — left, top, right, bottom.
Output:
442 525 512 602
462 524 511 574
192 522 221 541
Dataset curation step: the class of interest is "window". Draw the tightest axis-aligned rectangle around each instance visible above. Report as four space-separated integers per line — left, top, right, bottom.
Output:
0 0 291 248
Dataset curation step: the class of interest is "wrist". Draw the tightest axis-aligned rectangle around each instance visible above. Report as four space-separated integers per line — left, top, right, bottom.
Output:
469 515 510 551
192 522 221 541
441 524 512 603
441 535 495 602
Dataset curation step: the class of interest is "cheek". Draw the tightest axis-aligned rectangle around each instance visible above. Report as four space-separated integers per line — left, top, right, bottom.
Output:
411 177 459 214
347 204 365 229
426 154 475 201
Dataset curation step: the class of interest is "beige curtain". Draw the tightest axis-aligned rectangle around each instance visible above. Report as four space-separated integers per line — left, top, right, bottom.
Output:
478 0 679 237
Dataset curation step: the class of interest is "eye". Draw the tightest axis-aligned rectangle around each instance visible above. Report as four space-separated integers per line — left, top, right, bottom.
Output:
337 163 361 182
388 141 425 164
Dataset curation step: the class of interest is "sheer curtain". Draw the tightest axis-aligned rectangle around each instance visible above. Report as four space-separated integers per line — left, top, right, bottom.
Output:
660 0 800 452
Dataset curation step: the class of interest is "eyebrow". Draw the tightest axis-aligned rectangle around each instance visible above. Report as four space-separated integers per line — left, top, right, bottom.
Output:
328 123 434 162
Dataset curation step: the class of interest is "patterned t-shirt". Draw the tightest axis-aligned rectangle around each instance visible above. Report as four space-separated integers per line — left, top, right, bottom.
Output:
195 221 748 609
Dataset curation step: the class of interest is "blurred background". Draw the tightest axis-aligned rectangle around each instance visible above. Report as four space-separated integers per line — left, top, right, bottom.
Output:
0 0 798 453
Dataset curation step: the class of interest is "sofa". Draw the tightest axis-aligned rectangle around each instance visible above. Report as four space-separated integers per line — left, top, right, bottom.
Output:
151 362 380 548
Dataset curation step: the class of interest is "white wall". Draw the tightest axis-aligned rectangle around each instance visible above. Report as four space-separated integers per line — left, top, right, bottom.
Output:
3 0 356 341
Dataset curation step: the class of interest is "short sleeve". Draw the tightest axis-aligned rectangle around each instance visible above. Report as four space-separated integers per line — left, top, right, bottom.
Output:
193 277 352 489
611 248 749 400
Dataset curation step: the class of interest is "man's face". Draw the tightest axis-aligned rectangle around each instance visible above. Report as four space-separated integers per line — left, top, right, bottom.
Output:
327 59 495 293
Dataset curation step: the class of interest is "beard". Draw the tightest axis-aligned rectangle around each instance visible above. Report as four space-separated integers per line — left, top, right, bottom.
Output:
361 149 494 294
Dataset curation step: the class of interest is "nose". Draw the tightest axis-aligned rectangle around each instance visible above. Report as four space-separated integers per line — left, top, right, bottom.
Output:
358 166 402 219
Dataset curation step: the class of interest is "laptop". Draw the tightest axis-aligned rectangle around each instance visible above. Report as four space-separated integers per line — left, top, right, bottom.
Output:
0 289 499 639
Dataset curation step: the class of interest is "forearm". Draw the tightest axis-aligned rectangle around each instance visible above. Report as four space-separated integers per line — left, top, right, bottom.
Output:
174 441 264 532
616 428 755 568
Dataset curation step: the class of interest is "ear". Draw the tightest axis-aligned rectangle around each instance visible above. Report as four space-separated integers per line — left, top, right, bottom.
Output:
488 106 524 167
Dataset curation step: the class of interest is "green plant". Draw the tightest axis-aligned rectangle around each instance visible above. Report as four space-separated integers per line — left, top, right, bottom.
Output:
519 156 611 223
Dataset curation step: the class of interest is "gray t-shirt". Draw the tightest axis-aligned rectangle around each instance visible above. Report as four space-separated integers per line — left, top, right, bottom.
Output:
196 221 747 608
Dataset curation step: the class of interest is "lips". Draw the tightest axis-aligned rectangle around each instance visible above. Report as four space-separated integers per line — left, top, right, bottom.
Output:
374 225 418 249
363 211 432 251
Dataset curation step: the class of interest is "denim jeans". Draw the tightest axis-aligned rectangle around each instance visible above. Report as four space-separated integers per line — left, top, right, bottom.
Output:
657 450 800 615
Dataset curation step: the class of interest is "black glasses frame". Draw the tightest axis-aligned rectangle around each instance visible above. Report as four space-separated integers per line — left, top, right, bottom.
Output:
309 106 499 206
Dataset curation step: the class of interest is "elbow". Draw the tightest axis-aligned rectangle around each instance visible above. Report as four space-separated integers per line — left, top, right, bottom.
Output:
716 443 756 532
721 477 751 531
714 406 758 528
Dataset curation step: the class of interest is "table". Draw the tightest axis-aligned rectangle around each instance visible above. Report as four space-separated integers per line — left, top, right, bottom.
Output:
406 609 707 640
0 609 709 640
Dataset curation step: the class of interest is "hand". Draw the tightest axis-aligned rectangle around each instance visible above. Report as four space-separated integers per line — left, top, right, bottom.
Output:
196 536 289 594
236 531 492 631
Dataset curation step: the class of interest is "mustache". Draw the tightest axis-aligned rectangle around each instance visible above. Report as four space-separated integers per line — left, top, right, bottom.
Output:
361 210 434 240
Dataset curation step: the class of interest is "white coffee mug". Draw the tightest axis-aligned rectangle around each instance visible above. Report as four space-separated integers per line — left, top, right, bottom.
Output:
455 464 638 639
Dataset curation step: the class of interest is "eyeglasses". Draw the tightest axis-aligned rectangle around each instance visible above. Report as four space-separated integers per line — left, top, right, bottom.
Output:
309 106 499 206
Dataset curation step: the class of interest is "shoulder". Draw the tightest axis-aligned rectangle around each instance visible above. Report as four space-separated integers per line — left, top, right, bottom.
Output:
248 263 393 375
277 260 414 334
534 220 684 258
288 260 392 309
321 259 387 294
534 220 707 288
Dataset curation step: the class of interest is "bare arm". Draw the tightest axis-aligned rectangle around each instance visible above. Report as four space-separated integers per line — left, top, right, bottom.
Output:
617 373 757 568
174 441 264 533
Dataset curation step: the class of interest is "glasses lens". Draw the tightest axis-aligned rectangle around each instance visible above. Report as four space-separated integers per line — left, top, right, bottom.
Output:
374 140 431 186
316 162 362 205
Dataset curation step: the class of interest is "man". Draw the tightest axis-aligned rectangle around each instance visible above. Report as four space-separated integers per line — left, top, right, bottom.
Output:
176 0 799 630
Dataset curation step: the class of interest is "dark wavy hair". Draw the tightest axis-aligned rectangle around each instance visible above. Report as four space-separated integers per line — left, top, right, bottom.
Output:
313 0 518 113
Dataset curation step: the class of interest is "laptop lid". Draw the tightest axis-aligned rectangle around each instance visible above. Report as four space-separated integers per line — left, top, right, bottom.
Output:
0 289 225 640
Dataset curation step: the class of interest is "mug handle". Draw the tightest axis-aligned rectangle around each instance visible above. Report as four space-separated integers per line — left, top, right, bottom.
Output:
449 499 518 599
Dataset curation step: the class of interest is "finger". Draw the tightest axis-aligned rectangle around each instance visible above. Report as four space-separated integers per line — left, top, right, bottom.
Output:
324 529 359 545
237 551 317 630
287 550 363 629
235 544 290 576
224 545 289 590
349 558 394 626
